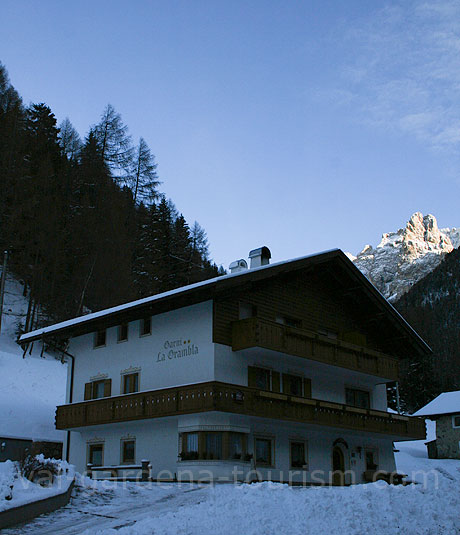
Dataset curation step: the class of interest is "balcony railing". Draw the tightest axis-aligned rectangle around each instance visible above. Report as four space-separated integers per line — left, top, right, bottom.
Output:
56 381 424 440
232 318 399 380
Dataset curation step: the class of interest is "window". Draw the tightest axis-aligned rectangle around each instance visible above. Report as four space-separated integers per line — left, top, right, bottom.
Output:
229 433 244 460
452 415 460 428
123 373 139 394
283 374 303 397
239 302 257 320
121 440 135 464
94 329 106 348
180 432 199 460
365 449 378 471
180 432 247 461
93 380 105 399
88 444 103 466
118 323 129 342
346 388 370 409
140 317 151 336
276 315 301 329
255 437 273 466
84 379 111 400
205 433 222 460
290 441 307 469
248 366 271 390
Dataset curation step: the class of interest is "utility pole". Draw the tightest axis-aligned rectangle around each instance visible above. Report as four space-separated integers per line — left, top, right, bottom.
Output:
0 251 8 335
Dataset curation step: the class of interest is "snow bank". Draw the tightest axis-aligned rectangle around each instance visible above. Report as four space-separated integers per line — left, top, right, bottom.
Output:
0 457 74 512
82 442 460 535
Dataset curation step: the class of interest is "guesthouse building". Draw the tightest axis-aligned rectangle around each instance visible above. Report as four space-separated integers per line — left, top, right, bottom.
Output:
19 248 428 484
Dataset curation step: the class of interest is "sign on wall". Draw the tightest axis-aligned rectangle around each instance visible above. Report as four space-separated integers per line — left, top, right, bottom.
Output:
156 338 199 363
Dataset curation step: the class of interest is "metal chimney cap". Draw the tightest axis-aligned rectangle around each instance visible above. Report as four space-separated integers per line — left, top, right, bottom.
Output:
248 247 271 260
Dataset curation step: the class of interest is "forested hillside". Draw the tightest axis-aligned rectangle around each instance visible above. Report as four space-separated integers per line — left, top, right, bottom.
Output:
0 62 223 333
395 246 460 411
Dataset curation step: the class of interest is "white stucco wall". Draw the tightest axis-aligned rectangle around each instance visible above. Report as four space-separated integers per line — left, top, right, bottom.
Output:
68 413 396 484
214 343 388 410
69 301 213 402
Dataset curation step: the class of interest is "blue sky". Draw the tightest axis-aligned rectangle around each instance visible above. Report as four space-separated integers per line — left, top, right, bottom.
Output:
2 0 460 269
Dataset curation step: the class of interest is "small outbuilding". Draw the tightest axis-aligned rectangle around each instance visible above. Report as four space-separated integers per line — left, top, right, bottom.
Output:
413 391 460 459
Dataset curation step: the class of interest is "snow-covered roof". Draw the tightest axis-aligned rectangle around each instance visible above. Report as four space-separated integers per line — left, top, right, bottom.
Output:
18 248 431 354
19 250 329 343
413 391 460 417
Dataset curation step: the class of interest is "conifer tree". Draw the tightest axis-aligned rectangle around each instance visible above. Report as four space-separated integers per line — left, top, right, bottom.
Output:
58 117 81 160
131 137 161 205
94 104 133 185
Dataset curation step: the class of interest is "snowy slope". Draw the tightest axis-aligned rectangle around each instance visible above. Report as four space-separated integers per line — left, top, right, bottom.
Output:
348 212 460 302
0 272 66 441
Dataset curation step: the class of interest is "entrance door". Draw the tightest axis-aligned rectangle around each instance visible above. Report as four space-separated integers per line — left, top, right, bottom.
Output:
332 446 345 485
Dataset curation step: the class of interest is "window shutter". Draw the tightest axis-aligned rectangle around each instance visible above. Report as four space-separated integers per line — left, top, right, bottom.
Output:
271 371 281 392
84 382 92 400
248 366 257 388
103 379 112 397
303 378 312 398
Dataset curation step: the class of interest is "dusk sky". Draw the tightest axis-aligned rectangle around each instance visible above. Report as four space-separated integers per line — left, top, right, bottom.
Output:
2 0 460 269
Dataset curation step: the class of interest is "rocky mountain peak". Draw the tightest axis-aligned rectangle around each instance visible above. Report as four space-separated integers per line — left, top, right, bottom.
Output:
349 212 459 302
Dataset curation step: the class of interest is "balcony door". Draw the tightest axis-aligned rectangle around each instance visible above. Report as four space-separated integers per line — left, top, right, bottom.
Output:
332 446 345 485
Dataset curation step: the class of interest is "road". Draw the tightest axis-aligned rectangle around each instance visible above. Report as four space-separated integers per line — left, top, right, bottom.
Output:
3 482 209 534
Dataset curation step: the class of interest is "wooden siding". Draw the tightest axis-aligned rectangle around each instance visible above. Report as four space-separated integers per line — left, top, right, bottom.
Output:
55 381 425 440
214 270 388 352
232 318 399 380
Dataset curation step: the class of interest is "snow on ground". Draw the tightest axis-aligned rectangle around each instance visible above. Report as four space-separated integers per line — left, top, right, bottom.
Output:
3 434 460 535
0 457 74 512
0 272 66 441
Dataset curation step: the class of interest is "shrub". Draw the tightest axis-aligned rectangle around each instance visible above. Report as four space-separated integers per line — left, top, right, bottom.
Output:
19 455 59 487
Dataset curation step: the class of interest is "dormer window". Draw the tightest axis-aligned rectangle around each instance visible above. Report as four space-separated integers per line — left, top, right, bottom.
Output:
94 329 106 348
140 317 151 336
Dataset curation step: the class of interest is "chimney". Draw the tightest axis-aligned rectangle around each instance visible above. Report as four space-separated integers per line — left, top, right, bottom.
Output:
229 259 248 274
248 246 271 269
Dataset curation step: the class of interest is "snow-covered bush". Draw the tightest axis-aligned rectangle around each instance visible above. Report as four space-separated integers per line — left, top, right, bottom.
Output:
0 460 17 501
19 454 59 487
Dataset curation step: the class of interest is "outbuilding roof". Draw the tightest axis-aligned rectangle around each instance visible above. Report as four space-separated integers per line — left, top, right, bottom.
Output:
413 391 460 417
18 248 431 356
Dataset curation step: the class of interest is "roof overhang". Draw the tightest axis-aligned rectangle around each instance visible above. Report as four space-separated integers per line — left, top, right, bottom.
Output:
18 249 432 356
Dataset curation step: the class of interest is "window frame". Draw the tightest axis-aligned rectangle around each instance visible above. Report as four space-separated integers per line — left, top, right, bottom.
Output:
120 439 136 465
117 323 129 343
254 436 274 467
452 415 460 428
283 373 304 397
88 443 104 466
179 431 247 462
140 317 152 337
345 387 371 409
289 440 308 470
92 380 106 399
122 372 139 394
94 329 107 348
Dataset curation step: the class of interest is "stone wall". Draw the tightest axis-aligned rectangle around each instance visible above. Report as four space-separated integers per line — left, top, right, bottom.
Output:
435 415 460 459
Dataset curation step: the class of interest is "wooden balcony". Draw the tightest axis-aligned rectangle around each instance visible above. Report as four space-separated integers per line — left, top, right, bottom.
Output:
56 382 424 440
232 318 399 380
